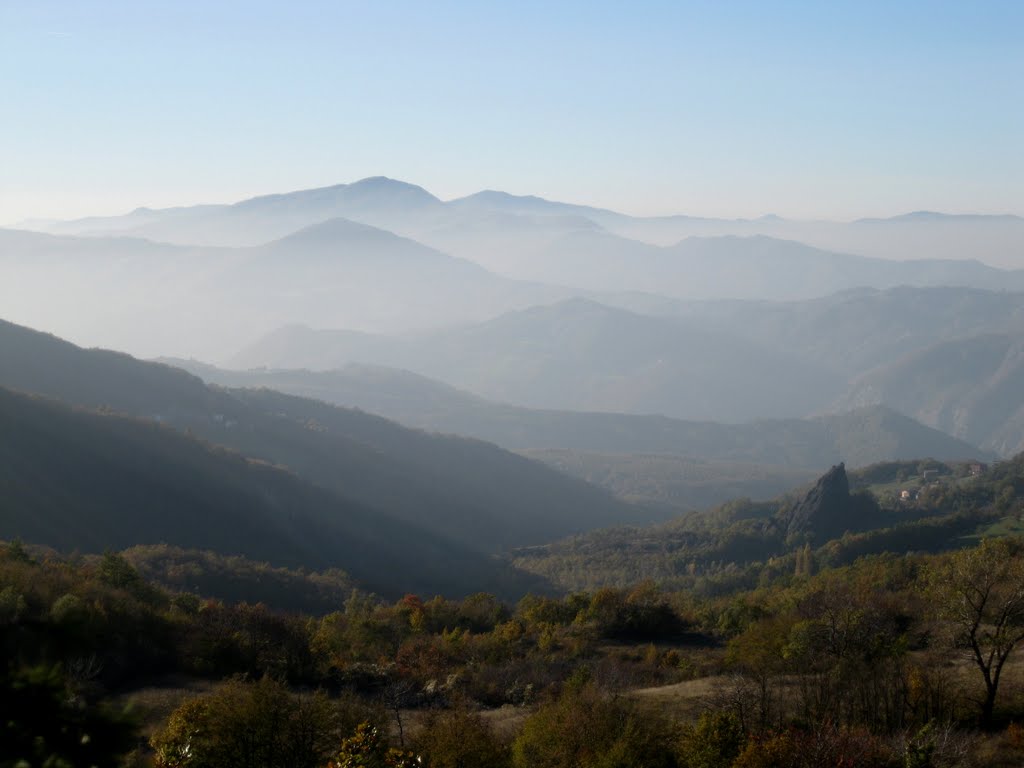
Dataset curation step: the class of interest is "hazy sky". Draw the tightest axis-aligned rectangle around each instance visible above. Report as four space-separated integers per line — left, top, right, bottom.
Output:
2 1 1021 224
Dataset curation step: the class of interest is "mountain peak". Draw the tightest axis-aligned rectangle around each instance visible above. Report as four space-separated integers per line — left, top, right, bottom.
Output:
347 176 440 201
267 216 397 247
350 175 421 189
236 177 442 213
461 190 551 205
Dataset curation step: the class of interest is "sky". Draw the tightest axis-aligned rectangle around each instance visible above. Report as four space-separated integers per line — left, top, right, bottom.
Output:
2 1 1022 224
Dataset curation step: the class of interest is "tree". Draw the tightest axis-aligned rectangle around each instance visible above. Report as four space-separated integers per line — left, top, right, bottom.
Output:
677 710 744 768
725 616 793 730
328 722 421 768
99 551 144 591
414 703 510 768
151 676 339 768
930 538 1024 726
512 679 676 768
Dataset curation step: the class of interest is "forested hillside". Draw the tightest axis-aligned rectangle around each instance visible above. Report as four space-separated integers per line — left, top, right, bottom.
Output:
0 318 644 554
511 457 1022 593
4 451 1024 767
170 359 989 469
0 386 541 599
840 332 1024 455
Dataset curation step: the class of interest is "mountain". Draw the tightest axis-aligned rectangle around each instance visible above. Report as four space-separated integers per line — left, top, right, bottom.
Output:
813 405 996 467
442 191 1024 269
25 177 1024 284
228 217 567 335
604 285 1024 379
446 190 631 228
838 333 1024 456
438 191 1024 274
168 358 990 469
163 356 990 517
221 288 1023 453
522 404 991 511
0 318 644 556
229 298 844 422
0 223 568 359
0 228 247 359
0 386 539 599
34 177 445 246
484 229 1024 300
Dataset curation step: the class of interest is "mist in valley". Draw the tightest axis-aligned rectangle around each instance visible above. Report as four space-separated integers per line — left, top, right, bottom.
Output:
4 4 1024 764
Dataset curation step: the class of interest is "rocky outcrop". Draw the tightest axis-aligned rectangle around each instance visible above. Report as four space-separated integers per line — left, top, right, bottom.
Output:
781 463 883 543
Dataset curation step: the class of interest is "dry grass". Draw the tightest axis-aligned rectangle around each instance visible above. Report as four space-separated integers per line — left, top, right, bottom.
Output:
112 648 1024 757
629 674 732 721
116 677 219 738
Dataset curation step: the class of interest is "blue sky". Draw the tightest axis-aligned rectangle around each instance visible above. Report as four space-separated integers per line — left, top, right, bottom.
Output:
2 1 1021 223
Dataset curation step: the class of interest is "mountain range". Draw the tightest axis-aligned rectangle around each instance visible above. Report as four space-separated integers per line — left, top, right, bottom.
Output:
4 177 1022 544
167 356 990 469
162 353 992 515
25 177 1024 269
228 298 844 422
0 220 567 359
839 332 1024 456
225 286 1024 442
0 385 536 599
0 319 648 586
6 176 1024 369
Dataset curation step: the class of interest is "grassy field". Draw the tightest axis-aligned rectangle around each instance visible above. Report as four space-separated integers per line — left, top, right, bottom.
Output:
971 514 1024 540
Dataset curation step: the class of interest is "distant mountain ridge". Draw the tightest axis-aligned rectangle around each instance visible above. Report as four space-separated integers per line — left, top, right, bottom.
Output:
21 174 1024 270
838 332 1024 456
227 297 845 422
6 178 1024 365
29 177 444 245
0 221 570 359
513 231 1024 299
165 357 992 471
225 289 1024 434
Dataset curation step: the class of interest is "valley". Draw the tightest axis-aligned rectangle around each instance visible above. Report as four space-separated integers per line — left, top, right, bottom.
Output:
3 177 1023 768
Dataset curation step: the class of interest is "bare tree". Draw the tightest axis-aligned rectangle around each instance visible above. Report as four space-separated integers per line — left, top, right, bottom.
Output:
382 680 417 747
931 538 1024 727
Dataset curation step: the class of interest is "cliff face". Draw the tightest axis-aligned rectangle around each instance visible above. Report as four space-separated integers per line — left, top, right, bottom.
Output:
782 463 883 543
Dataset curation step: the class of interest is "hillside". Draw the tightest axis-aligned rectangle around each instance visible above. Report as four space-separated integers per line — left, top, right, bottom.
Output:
0 318 644 555
0 387 539 599
520 450 817 512
0 223 567 360
229 298 843 422
485 230 1024 300
649 285 1024 379
839 332 1024 456
35 177 447 246
167 359 991 507
443 189 1024 269
510 457 1016 593
224 287 1024 427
